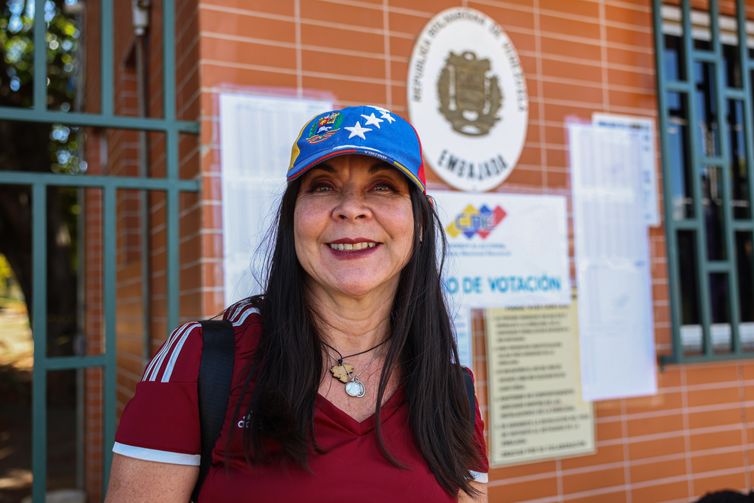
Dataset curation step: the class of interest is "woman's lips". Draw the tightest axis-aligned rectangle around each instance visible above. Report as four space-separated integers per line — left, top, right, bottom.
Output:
325 240 381 258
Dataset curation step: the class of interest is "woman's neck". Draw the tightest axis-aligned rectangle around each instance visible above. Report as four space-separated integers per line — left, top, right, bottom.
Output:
306 283 394 353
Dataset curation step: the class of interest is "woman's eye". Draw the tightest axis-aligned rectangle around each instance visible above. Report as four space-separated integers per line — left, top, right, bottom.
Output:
373 182 396 192
309 182 334 193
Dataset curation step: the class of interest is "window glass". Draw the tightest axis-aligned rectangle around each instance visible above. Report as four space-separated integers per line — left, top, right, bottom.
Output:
694 61 720 157
679 230 703 356
736 232 754 323
727 100 750 219
664 34 685 81
667 92 694 220
722 43 742 88
678 230 701 326
709 273 731 354
701 165 727 260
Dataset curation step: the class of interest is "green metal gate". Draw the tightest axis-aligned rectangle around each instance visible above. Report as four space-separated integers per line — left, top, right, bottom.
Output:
0 0 199 500
653 0 754 364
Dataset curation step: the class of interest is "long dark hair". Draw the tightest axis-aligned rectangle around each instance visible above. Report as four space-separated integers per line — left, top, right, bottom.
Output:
238 178 483 496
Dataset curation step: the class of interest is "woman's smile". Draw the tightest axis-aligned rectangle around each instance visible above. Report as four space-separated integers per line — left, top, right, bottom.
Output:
326 238 380 258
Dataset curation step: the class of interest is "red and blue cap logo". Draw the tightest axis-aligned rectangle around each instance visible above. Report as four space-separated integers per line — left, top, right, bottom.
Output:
287 105 426 192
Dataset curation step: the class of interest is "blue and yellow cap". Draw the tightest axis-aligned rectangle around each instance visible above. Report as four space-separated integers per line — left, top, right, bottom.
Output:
287 105 426 192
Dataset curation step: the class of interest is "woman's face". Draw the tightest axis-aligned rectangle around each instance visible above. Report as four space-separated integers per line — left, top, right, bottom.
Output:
293 155 415 300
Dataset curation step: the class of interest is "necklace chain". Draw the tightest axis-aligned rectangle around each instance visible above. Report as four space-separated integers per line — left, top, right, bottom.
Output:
321 337 390 365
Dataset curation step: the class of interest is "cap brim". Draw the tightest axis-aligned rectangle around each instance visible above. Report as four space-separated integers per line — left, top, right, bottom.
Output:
287 147 425 192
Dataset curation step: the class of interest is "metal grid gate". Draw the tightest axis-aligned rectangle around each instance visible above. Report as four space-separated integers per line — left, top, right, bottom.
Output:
0 0 200 500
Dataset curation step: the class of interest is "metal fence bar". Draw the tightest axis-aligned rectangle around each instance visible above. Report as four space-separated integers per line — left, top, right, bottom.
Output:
737 0 754 242
732 222 754 231
166 159 180 333
653 0 684 364
707 262 732 273
163 0 180 331
668 352 754 364
667 81 693 92
699 156 726 166
709 0 742 353
33 0 46 111
680 0 714 357
0 171 199 190
0 107 199 132
725 89 747 99
675 220 698 230
693 50 718 63
31 184 48 503
101 185 117 493
163 0 177 127
44 355 107 370
100 0 113 116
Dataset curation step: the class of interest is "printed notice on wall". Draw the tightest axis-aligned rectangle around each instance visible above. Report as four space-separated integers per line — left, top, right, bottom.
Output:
568 122 657 401
486 302 594 467
592 113 659 227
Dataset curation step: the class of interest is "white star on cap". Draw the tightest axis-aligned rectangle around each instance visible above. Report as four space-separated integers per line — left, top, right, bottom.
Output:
345 121 372 140
379 111 396 123
361 113 383 129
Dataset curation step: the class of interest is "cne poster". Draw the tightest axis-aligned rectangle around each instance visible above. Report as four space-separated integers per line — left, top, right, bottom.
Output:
431 191 571 367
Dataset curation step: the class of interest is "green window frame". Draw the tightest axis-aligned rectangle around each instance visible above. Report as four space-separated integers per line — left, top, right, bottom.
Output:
653 0 754 364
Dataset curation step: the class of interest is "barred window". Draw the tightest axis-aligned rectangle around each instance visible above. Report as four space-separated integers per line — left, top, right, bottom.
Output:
656 3 754 362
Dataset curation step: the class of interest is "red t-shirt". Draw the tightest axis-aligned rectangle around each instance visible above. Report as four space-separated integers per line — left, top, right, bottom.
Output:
114 300 489 501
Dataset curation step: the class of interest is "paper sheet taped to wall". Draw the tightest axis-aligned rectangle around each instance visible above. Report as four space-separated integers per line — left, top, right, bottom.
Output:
485 302 594 466
568 122 657 401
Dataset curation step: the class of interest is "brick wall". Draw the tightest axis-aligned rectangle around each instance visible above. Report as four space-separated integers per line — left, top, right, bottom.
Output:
194 0 754 501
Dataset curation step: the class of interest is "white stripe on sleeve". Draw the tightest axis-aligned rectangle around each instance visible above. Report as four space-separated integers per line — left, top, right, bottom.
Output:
113 442 200 466
232 306 260 327
142 323 183 380
160 322 200 382
146 322 195 382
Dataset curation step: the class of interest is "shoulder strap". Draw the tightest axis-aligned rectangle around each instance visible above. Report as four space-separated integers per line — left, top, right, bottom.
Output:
192 319 235 503
462 368 476 429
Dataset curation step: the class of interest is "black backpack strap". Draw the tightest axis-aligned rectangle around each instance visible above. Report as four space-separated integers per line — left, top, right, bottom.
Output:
462 367 476 428
192 319 235 503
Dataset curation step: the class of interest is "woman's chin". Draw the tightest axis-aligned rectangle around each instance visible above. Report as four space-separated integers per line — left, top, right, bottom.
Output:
325 277 397 300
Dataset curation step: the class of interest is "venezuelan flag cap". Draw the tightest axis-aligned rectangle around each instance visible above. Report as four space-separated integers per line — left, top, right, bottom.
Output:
287 105 426 193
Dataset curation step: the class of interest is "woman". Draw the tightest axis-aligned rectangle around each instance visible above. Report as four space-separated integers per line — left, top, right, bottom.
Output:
106 105 489 502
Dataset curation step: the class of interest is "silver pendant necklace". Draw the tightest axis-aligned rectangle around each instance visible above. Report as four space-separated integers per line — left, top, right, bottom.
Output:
322 337 390 399
345 376 366 398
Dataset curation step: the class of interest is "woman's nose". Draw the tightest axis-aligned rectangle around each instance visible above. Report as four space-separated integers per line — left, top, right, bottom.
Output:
333 190 371 221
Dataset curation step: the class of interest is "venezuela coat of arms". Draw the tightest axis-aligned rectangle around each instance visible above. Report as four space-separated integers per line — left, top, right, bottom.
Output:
437 51 503 137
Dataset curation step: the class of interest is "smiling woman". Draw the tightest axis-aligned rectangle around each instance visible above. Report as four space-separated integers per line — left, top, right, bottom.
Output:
105 106 489 502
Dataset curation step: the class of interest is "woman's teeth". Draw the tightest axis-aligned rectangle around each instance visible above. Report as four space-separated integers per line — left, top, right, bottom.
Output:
329 242 376 251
